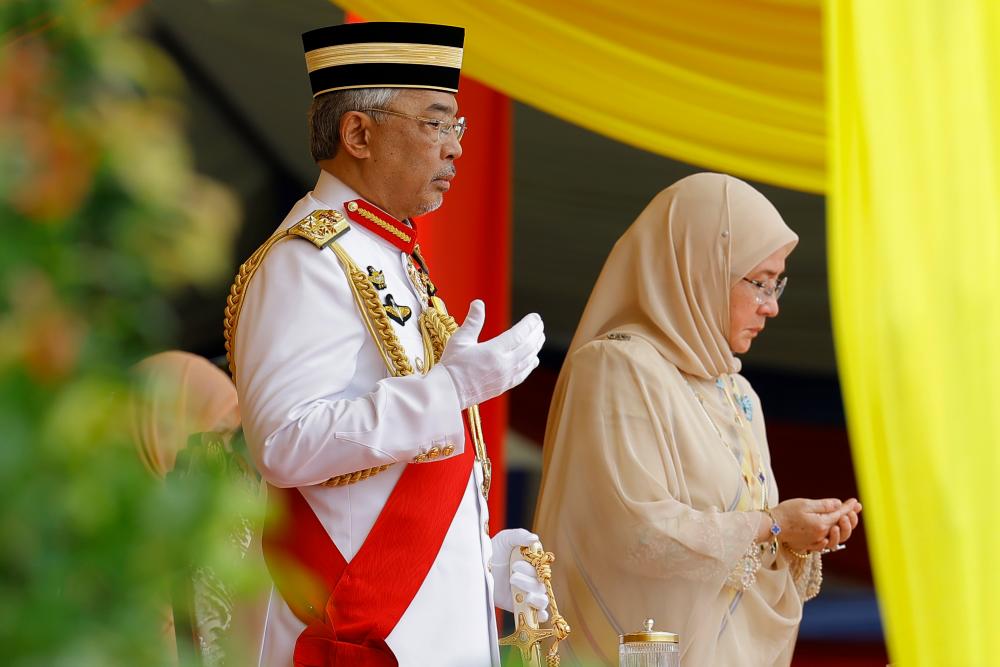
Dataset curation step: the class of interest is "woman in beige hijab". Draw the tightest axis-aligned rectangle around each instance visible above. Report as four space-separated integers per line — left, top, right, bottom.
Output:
534 173 861 666
131 351 266 666
132 351 241 479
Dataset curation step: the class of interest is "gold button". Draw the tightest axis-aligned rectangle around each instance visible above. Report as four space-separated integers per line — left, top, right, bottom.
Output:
426 446 441 460
347 201 359 212
442 444 455 456
412 450 428 463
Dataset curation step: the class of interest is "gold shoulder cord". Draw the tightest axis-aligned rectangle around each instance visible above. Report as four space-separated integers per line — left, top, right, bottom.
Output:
224 211 392 488
225 210 491 493
224 229 292 380
417 299 491 498
327 243 413 378
224 210 350 381
328 248 492 497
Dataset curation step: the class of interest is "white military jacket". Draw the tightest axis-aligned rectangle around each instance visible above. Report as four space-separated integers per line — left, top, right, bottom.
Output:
234 170 499 667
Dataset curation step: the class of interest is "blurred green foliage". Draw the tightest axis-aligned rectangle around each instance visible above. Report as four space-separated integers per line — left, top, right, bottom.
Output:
0 2 258 665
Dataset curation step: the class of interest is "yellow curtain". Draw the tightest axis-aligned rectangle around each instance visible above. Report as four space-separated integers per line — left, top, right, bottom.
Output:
331 0 826 193
826 2 1000 665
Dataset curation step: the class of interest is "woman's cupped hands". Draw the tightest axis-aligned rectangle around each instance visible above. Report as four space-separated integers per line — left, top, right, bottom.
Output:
765 497 862 553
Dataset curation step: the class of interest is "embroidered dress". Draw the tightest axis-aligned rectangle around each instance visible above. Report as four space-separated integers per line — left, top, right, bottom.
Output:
534 174 817 667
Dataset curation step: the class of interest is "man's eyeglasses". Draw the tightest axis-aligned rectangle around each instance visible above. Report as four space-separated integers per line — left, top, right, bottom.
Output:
742 276 787 305
363 108 467 143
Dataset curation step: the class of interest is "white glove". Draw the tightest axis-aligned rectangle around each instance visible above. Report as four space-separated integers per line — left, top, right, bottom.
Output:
440 300 544 410
490 528 550 623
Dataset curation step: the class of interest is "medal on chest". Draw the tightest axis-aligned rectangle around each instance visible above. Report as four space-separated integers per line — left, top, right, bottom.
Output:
405 256 431 307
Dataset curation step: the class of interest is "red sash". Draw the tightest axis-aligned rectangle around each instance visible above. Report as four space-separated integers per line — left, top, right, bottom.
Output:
263 431 474 667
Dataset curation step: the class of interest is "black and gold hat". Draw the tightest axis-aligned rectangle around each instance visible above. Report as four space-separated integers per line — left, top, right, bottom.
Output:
302 22 465 97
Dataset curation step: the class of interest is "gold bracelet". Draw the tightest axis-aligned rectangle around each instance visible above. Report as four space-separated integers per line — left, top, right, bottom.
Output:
783 544 811 560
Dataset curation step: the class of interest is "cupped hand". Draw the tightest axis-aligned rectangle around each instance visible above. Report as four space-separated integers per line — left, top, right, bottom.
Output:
767 498 852 553
825 498 862 549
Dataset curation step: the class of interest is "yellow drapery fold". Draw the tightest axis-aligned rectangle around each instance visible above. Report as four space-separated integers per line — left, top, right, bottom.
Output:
331 0 825 193
827 2 1000 665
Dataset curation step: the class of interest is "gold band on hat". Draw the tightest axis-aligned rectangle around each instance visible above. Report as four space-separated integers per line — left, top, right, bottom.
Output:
312 83 459 97
305 42 463 73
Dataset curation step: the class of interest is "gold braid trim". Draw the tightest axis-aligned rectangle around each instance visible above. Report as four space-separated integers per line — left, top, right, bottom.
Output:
320 243 413 487
225 210 348 382
328 244 413 377
418 304 458 368
349 205 413 243
321 463 393 487
224 228 295 382
225 228 493 491
524 547 571 664
222 214 402 489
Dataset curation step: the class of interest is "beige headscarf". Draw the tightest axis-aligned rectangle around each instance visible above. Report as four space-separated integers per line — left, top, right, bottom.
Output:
130 352 268 665
567 172 798 378
535 174 808 667
131 351 241 478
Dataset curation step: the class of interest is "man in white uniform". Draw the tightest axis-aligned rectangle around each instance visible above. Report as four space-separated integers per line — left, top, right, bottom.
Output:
224 21 550 667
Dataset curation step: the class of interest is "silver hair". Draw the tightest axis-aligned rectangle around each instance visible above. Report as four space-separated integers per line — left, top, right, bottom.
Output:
308 87 400 162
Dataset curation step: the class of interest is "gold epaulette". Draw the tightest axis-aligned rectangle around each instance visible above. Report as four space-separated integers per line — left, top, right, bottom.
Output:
223 210 350 381
288 209 350 248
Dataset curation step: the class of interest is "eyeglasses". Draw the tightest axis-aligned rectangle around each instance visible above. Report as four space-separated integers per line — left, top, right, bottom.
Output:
362 107 467 143
742 276 788 305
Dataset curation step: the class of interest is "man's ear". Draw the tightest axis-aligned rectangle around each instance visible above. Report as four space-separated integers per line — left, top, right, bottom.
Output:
340 111 372 159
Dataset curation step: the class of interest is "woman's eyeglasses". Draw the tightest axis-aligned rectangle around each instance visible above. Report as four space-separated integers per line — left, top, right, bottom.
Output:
742 276 787 305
